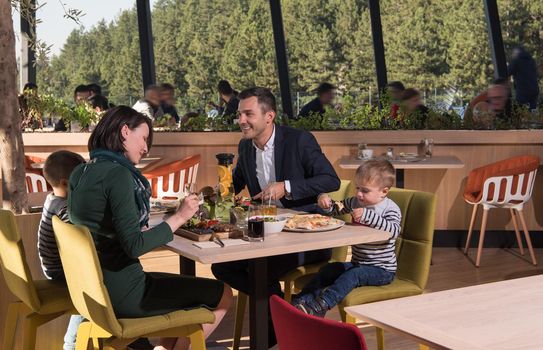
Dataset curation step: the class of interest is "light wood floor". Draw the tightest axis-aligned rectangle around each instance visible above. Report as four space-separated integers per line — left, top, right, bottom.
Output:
139 247 543 350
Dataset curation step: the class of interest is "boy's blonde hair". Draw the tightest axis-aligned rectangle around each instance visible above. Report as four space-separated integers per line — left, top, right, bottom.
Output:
355 158 395 188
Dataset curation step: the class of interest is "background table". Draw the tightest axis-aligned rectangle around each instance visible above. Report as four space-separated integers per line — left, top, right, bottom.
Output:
339 155 464 187
29 156 163 170
150 214 391 350
345 275 543 350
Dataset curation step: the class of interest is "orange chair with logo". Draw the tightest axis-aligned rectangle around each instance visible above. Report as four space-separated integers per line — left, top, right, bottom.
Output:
143 155 201 200
463 155 540 267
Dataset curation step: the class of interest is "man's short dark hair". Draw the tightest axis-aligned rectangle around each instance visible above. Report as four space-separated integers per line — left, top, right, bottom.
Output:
144 84 162 94
401 88 421 101
87 83 102 95
43 150 85 187
74 84 91 96
218 80 234 95
160 83 175 92
316 82 335 95
23 82 38 91
88 95 109 111
387 81 405 91
88 106 153 153
238 87 277 113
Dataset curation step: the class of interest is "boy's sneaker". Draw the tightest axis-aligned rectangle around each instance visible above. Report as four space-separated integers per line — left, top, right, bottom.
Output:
294 297 329 318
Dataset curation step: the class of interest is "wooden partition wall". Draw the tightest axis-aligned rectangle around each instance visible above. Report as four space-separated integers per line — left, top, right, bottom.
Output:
22 129 543 231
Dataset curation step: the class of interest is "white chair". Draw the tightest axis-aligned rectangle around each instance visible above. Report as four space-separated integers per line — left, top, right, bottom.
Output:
143 155 200 200
25 172 48 193
464 155 539 267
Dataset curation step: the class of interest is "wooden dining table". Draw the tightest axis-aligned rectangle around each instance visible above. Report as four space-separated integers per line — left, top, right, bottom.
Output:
345 275 543 350
29 156 163 170
149 211 391 350
338 155 464 188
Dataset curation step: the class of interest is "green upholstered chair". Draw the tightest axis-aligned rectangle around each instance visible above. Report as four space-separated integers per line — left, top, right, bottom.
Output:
52 217 214 350
0 209 75 350
339 188 437 350
232 180 354 350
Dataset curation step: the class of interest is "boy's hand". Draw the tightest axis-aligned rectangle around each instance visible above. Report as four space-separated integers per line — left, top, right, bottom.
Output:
318 194 332 209
352 208 365 223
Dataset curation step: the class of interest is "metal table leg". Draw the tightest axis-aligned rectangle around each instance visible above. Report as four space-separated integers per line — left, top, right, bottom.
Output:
249 257 268 350
396 168 405 188
180 256 196 276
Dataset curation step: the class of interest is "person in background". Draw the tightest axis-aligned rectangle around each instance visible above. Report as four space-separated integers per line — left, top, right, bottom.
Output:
132 85 164 122
88 94 110 114
387 81 405 119
466 78 509 116
38 150 86 350
400 88 429 129
87 83 102 97
19 82 43 130
209 80 239 123
508 46 540 110
298 82 336 118
69 106 231 350
293 159 401 317
159 83 180 124
54 85 92 131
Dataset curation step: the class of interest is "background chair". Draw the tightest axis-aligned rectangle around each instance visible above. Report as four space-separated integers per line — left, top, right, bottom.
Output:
52 216 214 350
144 154 201 200
231 180 353 350
270 295 367 350
0 209 74 350
338 188 437 350
463 155 539 267
25 172 49 193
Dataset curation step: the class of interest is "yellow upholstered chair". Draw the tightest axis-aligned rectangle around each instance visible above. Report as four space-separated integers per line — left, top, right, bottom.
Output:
0 209 74 350
339 188 437 350
52 216 215 350
232 180 354 350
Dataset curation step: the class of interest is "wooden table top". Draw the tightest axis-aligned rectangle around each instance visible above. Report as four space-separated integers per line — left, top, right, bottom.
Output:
345 275 543 350
338 155 464 170
29 156 162 170
151 212 391 264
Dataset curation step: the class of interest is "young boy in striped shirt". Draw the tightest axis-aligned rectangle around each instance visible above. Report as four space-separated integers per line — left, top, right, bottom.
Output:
293 159 401 317
39 150 85 350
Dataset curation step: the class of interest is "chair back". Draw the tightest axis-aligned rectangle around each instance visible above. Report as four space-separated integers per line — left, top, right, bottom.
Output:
388 188 436 290
270 295 367 350
26 172 49 193
464 155 540 204
144 155 201 200
0 209 41 311
52 217 123 337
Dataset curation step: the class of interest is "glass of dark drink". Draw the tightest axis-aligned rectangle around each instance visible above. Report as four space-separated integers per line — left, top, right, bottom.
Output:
247 205 265 242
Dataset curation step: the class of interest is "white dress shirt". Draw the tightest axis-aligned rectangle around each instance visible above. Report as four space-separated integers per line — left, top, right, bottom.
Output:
253 126 291 205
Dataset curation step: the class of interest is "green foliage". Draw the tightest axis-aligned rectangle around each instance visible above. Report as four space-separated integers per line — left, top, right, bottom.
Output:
25 93 100 127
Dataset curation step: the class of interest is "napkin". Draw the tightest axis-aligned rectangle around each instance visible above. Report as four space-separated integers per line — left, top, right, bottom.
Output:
192 239 250 249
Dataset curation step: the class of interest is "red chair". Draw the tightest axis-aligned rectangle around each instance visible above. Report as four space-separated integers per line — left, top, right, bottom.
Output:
463 155 540 267
270 295 368 350
25 172 49 193
143 155 201 200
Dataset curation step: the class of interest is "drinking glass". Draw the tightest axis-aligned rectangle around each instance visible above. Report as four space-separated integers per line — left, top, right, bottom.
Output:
247 205 264 242
261 189 277 216
357 143 367 160
183 183 204 219
230 207 248 237
423 138 434 158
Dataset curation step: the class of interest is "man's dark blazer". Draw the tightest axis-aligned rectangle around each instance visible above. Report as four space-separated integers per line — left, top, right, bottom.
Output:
233 125 340 212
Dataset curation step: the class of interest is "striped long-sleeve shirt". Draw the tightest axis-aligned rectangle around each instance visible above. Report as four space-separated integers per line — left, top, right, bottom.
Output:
330 196 402 272
37 194 69 280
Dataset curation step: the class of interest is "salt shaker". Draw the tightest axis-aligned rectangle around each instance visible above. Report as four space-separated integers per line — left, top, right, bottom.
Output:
386 147 394 160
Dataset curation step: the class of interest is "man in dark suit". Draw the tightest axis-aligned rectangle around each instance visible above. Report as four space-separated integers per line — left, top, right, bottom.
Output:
211 87 340 346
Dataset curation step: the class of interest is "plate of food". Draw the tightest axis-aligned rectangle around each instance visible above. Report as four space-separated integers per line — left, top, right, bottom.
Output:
150 199 178 213
398 152 419 160
178 219 242 241
284 214 344 233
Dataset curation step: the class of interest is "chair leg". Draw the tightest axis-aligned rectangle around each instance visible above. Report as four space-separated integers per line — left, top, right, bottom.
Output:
475 209 489 267
464 204 478 254
21 312 63 350
2 302 22 350
91 336 101 350
345 313 357 325
189 327 207 350
376 327 385 350
232 292 247 350
510 209 525 255
283 279 294 303
75 322 92 350
419 345 430 350
517 210 537 266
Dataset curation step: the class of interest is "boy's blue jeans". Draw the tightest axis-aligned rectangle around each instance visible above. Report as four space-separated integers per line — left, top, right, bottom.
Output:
298 262 394 308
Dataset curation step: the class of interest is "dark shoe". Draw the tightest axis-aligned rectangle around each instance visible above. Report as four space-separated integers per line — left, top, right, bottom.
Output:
127 338 154 350
296 297 328 318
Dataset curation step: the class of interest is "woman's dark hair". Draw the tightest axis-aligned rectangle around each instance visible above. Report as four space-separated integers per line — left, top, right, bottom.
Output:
238 87 277 113
387 81 405 91
401 88 421 101
218 80 234 95
88 95 110 111
23 82 38 91
74 84 91 96
87 83 102 95
88 106 153 152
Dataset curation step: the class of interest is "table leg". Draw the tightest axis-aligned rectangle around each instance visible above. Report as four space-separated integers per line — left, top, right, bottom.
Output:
249 257 268 350
180 256 196 276
396 168 405 188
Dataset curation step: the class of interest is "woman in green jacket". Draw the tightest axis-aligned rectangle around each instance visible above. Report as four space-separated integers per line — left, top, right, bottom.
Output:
68 106 232 350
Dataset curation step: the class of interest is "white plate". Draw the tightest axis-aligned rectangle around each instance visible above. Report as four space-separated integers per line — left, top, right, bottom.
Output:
283 219 345 233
